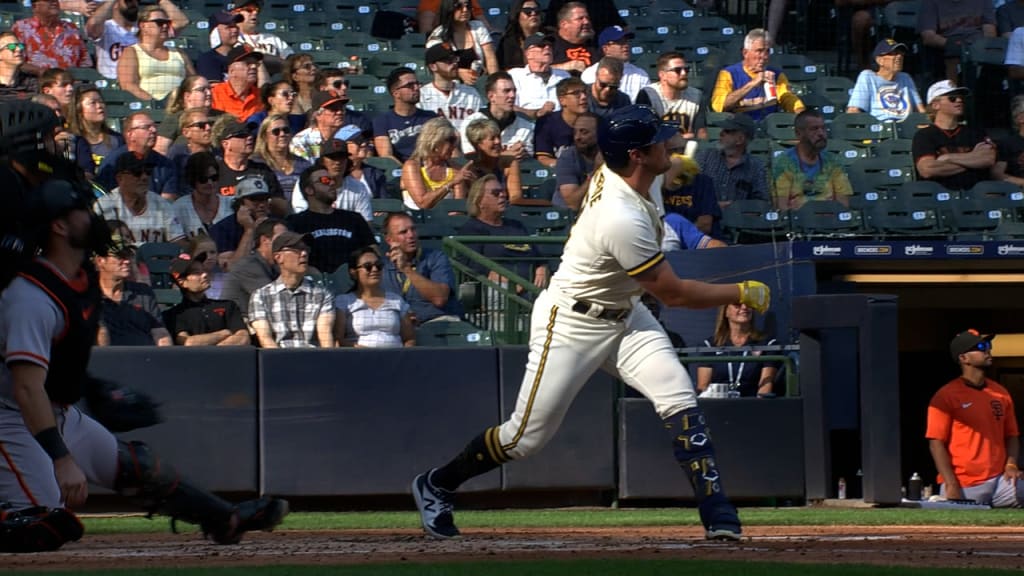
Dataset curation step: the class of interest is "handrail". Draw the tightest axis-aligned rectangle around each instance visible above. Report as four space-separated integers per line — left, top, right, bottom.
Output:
677 355 799 397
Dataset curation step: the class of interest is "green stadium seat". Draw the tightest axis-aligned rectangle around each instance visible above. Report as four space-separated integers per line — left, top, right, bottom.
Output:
890 180 958 204
136 242 183 290
945 200 1012 234
813 76 854 109
790 200 864 238
873 138 914 160
762 112 797 144
829 112 894 145
825 140 870 166
772 53 819 85
505 206 572 235
895 113 930 140
720 199 789 243
415 321 493 347
863 199 947 238
847 156 913 195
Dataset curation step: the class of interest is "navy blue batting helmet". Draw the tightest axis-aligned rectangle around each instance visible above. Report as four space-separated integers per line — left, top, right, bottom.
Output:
597 105 678 167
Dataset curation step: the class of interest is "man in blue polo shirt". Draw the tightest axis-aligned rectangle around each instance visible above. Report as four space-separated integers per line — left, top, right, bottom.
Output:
380 212 462 323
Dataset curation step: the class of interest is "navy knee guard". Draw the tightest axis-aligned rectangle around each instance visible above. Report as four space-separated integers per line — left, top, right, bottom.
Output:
0 505 83 552
663 407 741 533
115 440 236 541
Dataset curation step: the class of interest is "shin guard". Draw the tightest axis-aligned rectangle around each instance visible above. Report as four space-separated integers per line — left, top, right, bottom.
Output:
663 407 741 539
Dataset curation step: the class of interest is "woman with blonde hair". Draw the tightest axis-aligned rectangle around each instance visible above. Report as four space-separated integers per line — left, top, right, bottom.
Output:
68 86 124 176
252 113 312 203
117 5 196 103
696 303 780 397
463 117 537 206
156 75 215 154
400 117 474 210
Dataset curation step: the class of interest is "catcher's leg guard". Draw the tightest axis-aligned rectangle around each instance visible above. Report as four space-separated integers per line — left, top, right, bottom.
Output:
663 407 742 540
114 440 238 543
0 504 84 552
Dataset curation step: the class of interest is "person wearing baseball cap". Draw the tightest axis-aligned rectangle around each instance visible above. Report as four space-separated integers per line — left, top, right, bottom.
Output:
580 26 648 101
248 230 336 348
926 329 1024 507
290 90 350 164
410 104 769 542
696 113 770 206
226 0 293 76
507 34 570 121
913 79 994 191
207 172 277 261
163 252 250 346
211 45 264 120
847 39 926 122
196 10 244 82
420 43 484 135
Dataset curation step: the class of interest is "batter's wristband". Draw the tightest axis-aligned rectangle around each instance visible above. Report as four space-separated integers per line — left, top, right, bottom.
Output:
34 426 70 460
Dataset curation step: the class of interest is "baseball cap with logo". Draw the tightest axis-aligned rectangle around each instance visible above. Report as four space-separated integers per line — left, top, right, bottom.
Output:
312 90 349 110
271 231 310 253
169 252 208 285
926 80 970 105
209 10 244 27
872 38 907 58
598 26 635 46
949 329 995 360
226 44 263 65
425 43 459 65
320 139 349 158
235 175 270 199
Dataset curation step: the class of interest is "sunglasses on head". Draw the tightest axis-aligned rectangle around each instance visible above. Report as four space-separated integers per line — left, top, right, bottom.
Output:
356 261 384 272
196 172 219 184
3 42 26 52
270 126 291 136
188 120 212 129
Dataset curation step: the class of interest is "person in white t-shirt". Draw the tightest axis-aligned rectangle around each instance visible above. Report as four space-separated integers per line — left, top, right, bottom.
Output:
461 71 535 157
96 153 187 246
580 26 651 102
418 43 484 135
86 0 190 80
508 34 570 121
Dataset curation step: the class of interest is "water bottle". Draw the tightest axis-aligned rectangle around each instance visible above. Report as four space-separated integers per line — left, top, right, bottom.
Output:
908 472 923 501
837 477 847 499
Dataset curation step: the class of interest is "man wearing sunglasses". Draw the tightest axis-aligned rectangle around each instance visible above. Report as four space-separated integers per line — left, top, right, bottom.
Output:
637 52 707 141
87 0 190 80
95 153 187 247
419 43 483 136
581 26 650 102
926 330 1024 507
913 80 995 191
13 0 93 76
0 33 38 102
291 91 350 163
373 67 439 163
585 57 631 119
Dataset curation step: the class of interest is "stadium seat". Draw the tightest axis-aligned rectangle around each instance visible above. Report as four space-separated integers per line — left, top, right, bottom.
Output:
825 140 870 166
746 138 775 165
762 112 797 144
945 199 1011 235
863 199 947 238
895 113 930 140
873 138 914 160
790 200 864 238
847 156 913 195
505 206 572 236
964 36 1009 66
813 76 854 109
847 190 885 212
963 180 1024 220
798 93 839 122
889 180 958 204
772 53 819 86
415 321 494 347
136 242 183 290
720 199 790 243
370 198 406 229
829 112 894 145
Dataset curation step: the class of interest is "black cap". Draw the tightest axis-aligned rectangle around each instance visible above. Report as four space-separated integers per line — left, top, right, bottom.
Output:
320 139 348 157
220 118 253 141
425 42 459 65
209 10 244 27
226 44 263 65
523 33 553 50
169 252 207 284
115 152 150 174
950 329 995 360
717 113 756 138
312 90 349 110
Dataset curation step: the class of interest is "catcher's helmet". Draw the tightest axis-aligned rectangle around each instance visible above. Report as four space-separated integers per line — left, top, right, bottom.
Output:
597 105 678 168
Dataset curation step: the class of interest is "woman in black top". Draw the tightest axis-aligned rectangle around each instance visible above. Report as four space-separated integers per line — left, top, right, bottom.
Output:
697 303 779 397
498 0 545 70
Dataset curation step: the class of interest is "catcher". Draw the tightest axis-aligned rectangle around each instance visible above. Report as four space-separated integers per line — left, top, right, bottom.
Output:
0 101 288 553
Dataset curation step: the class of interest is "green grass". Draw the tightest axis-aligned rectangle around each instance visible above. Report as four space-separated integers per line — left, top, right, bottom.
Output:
79 506 1022 535
13 560 1022 576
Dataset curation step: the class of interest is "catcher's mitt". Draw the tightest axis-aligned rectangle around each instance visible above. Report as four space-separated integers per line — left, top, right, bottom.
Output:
83 377 164 433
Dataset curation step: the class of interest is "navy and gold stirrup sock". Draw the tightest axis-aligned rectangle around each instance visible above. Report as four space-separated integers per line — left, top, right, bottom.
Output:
430 427 506 492
663 407 740 530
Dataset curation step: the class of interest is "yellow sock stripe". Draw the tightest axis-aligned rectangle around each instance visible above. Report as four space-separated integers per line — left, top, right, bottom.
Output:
503 304 559 453
483 426 508 464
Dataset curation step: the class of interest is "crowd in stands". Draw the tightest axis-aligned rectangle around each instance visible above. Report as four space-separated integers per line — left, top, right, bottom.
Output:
4 0 1020 351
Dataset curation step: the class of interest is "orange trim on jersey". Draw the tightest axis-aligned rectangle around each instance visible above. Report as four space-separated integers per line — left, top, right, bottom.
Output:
626 252 665 277
4 351 51 369
17 273 71 342
502 304 559 455
0 441 40 507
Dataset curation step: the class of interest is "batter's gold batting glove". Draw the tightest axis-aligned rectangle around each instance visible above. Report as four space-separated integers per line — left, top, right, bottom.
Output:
737 280 771 314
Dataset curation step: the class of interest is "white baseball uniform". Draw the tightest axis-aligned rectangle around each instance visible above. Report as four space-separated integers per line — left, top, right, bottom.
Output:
96 190 187 245
418 82 484 135
489 164 696 461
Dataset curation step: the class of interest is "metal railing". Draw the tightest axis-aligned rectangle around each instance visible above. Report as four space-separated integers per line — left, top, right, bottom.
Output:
677 344 801 397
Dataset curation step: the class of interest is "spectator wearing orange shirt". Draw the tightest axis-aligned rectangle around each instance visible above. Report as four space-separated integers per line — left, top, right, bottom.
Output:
211 46 264 121
926 330 1024 507
12 0 93 76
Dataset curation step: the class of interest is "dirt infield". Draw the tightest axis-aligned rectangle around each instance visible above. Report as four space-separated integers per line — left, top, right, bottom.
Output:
7 525 1024 571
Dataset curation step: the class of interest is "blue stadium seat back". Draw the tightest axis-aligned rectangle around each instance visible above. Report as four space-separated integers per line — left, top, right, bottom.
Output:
790 200 864 237
829 112 895 145
847 190 886 211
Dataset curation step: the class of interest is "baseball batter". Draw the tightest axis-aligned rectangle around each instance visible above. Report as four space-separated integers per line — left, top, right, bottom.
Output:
0 102 288 552
412 105 770 541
